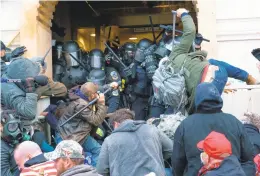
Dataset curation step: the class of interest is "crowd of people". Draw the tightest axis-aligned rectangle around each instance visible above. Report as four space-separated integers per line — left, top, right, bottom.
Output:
1 8 260 176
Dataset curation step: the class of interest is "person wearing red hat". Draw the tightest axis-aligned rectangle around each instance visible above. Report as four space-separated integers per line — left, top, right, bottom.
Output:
171 83 256 176
197 131 246 176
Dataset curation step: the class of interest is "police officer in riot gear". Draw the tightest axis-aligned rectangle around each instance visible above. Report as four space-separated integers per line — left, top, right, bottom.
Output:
121 42 136 66
125 38 154 121
88 49 121 114
52 41 89 89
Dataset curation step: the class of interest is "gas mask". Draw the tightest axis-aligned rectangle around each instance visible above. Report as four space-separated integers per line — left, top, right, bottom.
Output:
1 113 30 146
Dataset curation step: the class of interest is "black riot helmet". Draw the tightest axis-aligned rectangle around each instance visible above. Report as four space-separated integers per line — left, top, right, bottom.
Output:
87 69 106 86
122 42 136 66
135 38 153 63
154 36 181 59
89 49 105 70
62 41 82 67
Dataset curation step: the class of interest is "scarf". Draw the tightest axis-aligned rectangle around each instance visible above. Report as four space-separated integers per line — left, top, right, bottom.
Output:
198 159 222 176
74 88 89 101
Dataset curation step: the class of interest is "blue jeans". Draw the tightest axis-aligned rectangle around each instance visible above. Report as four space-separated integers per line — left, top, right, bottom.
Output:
208 59 249 93
82 136 101 167
55 132 101 167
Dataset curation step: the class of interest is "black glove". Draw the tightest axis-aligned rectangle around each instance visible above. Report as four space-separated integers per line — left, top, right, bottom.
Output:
16 77 36 93
11 46 27 58
195 33 203 46
252 48 260 61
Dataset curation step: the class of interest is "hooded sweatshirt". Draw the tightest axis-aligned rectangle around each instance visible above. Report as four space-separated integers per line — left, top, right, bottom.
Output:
97 120 173 176
204 155 246 176
61 164 101 176
172 83 256 176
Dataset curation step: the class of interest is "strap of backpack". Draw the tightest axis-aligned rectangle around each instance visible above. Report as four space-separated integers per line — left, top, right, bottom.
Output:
179 56 188 75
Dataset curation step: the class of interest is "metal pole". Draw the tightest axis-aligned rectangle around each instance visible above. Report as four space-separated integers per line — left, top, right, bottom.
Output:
172 10 177 45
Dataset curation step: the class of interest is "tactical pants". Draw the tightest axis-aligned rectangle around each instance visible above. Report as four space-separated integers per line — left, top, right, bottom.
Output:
148 97 175 119
106 95 120 113
35 77 67 99
131 96 149 121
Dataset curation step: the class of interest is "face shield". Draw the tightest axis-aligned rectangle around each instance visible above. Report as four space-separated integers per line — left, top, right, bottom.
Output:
134 48 145 63
57 45 63 60
123 50 135 65
90 55 103 69
65 51 80 67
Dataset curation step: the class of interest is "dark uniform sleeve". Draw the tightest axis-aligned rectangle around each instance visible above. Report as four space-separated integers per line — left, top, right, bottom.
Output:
172 123 187 176
105 67 121 113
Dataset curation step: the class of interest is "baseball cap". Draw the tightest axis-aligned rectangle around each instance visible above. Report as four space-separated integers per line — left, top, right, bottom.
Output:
44 140 84 161
197 131 232 159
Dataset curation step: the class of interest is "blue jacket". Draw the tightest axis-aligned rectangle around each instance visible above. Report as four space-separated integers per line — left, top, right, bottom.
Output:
97 120 173 176
204 155 246 176
172 83 256 176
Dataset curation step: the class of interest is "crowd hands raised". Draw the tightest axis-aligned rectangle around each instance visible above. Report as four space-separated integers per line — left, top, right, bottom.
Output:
1 8 260 176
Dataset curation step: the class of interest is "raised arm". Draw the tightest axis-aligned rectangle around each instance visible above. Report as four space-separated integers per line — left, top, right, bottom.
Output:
170 8 196 58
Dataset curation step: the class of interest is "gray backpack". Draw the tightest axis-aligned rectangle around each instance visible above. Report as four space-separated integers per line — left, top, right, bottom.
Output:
152 58 187 111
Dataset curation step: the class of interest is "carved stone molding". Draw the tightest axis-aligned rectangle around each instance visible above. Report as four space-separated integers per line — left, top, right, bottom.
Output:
37 1 59 31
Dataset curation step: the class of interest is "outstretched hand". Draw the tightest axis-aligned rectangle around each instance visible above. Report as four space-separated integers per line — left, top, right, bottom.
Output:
11 46 27 58
176 8 189 18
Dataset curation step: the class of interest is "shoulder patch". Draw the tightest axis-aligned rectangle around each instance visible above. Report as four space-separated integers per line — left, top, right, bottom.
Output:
110 71 118 80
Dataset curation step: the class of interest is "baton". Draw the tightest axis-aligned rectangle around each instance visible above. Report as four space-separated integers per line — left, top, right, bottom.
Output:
69 53 89 72
59 81 121 127
149 15 156 44
172 10 177 45
104 42 127 68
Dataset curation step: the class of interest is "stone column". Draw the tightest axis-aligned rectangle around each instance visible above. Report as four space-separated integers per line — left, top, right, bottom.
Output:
20 0 57 78
196 0 218 58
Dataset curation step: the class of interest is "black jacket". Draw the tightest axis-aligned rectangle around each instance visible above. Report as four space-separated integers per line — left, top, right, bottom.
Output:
172 83 256 176
244 124 260 155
